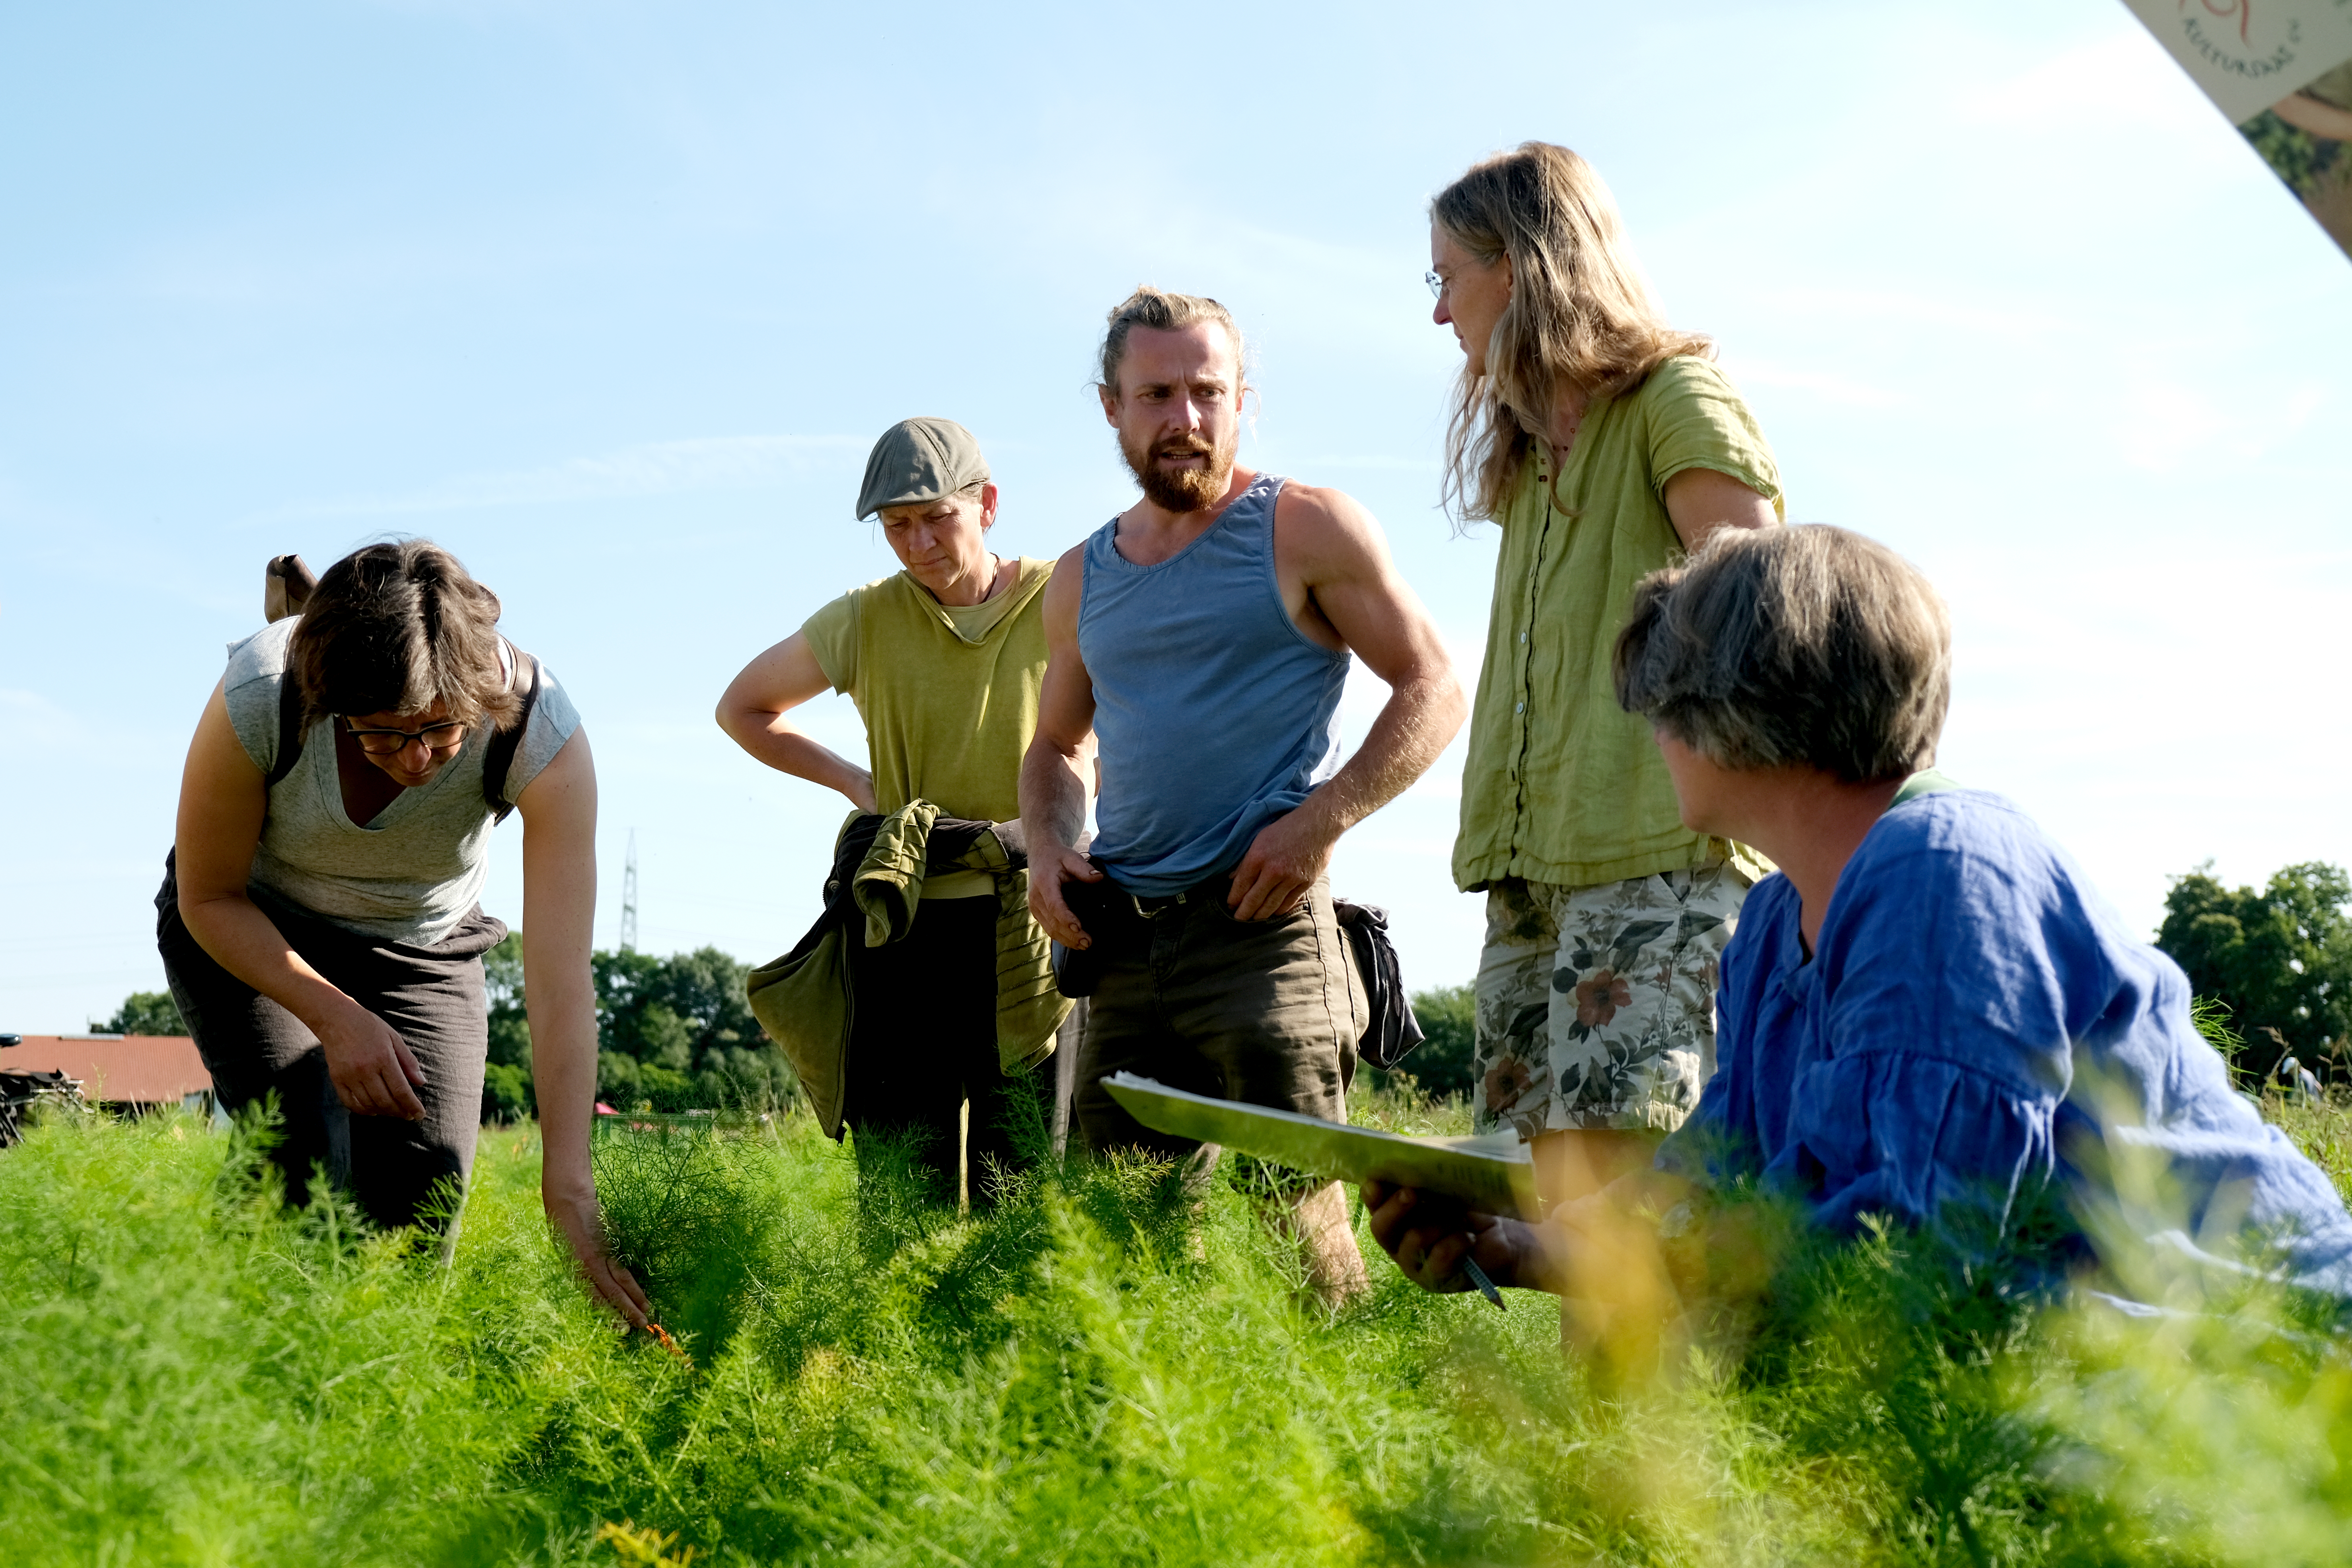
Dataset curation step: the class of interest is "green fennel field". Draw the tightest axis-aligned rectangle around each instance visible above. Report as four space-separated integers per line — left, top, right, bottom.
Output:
6 1088 2352 1566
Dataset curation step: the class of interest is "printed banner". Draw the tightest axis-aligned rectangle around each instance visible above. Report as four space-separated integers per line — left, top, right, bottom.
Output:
2124 0 2352 256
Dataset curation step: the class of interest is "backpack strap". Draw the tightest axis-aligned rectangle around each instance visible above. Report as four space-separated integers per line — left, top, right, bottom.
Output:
264 553 316 623
481 639 541 824
263 670 307 792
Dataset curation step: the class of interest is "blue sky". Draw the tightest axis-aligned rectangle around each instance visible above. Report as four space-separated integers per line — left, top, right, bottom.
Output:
4 0 2349 1032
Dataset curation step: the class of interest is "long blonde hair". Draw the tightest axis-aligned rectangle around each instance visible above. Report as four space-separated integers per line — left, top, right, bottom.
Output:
1432 142 1713 523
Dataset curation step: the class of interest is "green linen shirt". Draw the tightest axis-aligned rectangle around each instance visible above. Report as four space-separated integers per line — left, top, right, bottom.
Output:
1452 355 1783 893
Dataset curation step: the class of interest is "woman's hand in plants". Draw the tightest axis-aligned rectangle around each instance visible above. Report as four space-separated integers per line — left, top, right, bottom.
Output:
1362 1180 1551 1295
544 1176 651 1330
314 999 428 1120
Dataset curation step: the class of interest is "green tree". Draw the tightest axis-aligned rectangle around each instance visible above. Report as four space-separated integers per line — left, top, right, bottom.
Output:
2155 860 2352 1079
587 944 793 1112
596 1050 643 1108
496 941 793 1114
90 990 185 1036
478 933 535 1119
481 1062 533 1124
483 934 530 1068
1369 983 1478 1102
637 1005 695 1073
589 947 666 1058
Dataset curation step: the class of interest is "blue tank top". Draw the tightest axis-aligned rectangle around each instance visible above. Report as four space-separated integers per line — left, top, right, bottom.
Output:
1079 473 1350 895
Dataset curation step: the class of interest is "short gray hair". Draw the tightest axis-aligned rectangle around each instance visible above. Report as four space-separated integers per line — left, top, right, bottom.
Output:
1613 526 1950 783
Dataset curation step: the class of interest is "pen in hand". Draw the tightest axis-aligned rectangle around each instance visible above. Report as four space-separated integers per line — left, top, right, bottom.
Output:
1460 1254 1506 1311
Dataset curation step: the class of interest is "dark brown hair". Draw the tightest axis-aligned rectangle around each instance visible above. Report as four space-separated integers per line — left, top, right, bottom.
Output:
286 540 519 730
1432 142 1713 522
1614 526 1950 784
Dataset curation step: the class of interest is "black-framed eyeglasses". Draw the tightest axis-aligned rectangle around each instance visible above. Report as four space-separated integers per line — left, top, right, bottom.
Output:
342 717 468 755
1425 269 1447 300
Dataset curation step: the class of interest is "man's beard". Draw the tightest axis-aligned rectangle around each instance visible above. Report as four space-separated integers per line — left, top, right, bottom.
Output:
1120 429 1235 513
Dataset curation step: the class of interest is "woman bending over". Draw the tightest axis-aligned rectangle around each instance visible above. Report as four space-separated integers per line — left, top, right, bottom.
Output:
163 540 646 1323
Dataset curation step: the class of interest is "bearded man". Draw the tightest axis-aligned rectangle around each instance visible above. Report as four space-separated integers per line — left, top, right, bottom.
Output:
1021 286 1467 1301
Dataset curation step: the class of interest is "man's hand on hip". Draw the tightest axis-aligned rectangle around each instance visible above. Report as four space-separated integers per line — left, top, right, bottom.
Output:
1029 841 1104 949
1228 808 1336 921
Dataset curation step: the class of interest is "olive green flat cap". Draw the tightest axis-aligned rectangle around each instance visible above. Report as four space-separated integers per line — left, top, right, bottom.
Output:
856 417 991 519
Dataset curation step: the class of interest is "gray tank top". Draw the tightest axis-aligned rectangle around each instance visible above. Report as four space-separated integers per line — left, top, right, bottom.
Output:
1079 473 1349 894
223 619 581 946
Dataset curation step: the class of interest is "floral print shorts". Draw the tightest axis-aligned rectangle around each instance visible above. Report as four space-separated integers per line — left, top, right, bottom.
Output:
1472 865 1753 1139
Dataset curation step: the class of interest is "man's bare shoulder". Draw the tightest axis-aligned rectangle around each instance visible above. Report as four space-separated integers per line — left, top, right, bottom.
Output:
1040 541 1088 623
1273 479 1390 570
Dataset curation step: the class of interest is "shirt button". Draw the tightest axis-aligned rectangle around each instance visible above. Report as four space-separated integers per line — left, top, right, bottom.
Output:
1519 632 1528 643
1515 701 1525 714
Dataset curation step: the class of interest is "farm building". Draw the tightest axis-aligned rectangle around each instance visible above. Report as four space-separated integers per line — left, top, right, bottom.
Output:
0 1034 216 1117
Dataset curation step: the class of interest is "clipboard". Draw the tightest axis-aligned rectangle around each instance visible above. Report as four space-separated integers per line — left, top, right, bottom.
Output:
1102 1072 1542 1221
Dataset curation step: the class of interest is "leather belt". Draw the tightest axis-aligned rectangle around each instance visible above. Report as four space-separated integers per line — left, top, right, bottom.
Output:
1132 869 1234 917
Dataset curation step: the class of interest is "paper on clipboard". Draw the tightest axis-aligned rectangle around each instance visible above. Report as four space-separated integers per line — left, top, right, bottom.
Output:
1102 1072 1542 1221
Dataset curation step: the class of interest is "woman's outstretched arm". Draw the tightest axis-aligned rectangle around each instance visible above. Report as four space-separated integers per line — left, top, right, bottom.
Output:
513 727 651 1328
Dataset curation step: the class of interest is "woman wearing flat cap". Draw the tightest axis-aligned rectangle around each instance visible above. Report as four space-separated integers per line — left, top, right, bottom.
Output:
719 417 1072 1205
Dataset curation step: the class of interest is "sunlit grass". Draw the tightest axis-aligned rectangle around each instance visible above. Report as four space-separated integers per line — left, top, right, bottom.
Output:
2 1084 2349 1564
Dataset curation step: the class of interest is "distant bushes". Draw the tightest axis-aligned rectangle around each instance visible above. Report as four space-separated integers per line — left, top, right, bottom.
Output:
1367 983 1476 1103
483 936 795 1120
2157 860 2352 1083
86 989 185 1036
83 946 797 1122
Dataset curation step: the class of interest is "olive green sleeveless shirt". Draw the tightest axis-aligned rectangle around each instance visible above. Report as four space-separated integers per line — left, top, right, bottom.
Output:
800 558 1053 898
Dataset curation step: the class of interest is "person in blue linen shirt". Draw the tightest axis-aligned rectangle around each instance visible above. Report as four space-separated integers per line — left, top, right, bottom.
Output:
1365 524 2352 1314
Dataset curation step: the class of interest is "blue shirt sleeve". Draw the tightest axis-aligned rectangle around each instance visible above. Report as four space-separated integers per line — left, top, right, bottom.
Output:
1778 818 2091 1233
1664 791 2352 1303
1655 856 2066 1237
1773 1046 2060 1235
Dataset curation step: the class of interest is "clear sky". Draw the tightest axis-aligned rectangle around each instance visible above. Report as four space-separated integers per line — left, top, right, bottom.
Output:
4 0 2349 1033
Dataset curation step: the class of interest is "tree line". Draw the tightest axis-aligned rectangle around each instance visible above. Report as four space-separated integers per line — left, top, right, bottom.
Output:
82 854 2352 1116
482 936 794 1120
84 940 796 1120
2156 861 2352 1082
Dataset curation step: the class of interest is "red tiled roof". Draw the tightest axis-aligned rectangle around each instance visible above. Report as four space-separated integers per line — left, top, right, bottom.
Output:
3 1036 212 1105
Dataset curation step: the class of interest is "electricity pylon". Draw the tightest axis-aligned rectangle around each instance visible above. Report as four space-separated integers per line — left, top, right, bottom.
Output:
619 830 639 952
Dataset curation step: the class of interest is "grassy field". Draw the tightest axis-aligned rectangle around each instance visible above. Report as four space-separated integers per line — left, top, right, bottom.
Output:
5 1086 2352 1566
